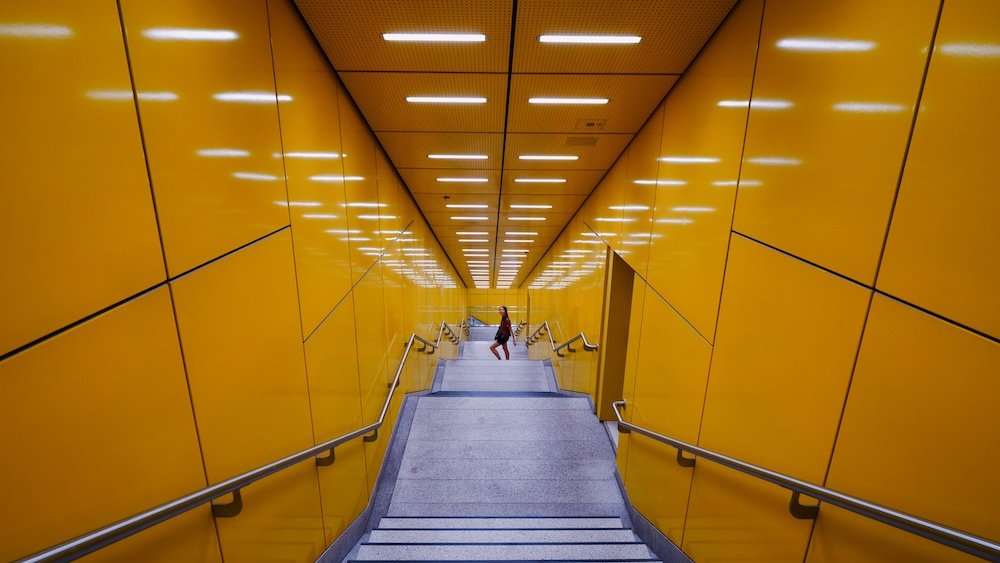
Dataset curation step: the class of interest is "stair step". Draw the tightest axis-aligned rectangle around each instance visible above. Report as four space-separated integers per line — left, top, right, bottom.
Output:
369 528 638 544
352 560 661 563
376 517 624 529
355 542 655 560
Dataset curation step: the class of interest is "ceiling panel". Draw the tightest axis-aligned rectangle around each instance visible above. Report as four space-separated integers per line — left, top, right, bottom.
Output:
399 169 502 194
504 133 633 170
295 0 513 72
296 0 736 288
376 132 504 169
507 74 679 133
513 0 736 73
500 193 587 215
501 170 606 195
339 72 508 132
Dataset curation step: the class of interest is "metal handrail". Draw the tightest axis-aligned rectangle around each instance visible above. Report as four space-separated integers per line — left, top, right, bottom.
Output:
513 320 526 336
611 400 1000 561
18 323 460 563
526 321 598 357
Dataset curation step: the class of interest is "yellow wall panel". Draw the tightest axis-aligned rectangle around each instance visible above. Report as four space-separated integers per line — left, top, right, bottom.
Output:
270 0 353 337
0 0 165 356
807 295 999 561
303 295 368 541
620 106 664 278
171 231 314 483
700 235 870 483
214 462 326 562
646 0 762 342
683 463 814 562
877 0 1000 339
338 85 381 284
351 265 390 484
120 0 288 276
615 276 646 477
0 288 215 561
733 0 939 284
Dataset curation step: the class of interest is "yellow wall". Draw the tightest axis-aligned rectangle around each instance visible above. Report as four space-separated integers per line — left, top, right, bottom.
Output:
525 0 999 561
0 1 464 561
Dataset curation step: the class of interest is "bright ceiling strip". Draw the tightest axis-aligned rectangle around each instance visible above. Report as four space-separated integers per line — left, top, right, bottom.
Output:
406 96 487 103
429 154 488 160
539 35 641 44
519 154 578 161
528 97 609 105
515 178 566 183
383 33 486 42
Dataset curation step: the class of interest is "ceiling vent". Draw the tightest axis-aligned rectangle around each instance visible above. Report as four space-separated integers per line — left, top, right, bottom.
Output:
565 135 599 146
574 118 607 131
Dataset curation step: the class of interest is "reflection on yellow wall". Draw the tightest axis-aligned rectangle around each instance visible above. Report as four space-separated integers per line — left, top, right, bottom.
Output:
1 0 465 560
0 0 165 357
121 0 289 276
528 0 997 561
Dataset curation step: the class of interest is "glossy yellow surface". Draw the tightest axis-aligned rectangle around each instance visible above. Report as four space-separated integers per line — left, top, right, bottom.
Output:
303 294 369 541
338 86 382 285
615 276 646 477
170 231 314 483
619 106 664 278
352 264 390 484
877 0 1000 339
683 462 814 562
733 0 939 284
214 462 326 562
623 289 712 543
120 0 288 276
269 0 353 337
646 0 762 343
808 295 999 562
0 288 215 561
0 0 165 356
700 235 870 483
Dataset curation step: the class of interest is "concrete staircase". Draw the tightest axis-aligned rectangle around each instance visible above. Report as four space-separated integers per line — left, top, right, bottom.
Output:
342 333 663 562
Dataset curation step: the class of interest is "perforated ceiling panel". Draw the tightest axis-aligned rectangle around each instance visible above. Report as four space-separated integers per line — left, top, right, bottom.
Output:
295 0 512 72
294 0 736 288
514 0 736 73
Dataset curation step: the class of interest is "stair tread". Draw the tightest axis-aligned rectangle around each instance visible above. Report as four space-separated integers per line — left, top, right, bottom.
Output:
355 542 655 560
377 517 625 529
369 529 638 543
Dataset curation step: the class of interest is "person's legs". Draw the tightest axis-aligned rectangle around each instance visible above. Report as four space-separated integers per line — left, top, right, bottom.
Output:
489 341 501 360
502 342 510 360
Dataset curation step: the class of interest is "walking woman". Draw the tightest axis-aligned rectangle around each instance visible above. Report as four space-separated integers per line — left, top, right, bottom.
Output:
490 305 516 360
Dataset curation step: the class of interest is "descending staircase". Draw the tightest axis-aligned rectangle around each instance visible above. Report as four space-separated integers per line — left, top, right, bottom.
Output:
341 331 664 562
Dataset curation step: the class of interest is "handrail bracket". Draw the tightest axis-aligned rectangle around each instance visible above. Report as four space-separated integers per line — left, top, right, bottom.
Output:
315 448 335 467
211 490 243 518
789 491 819 520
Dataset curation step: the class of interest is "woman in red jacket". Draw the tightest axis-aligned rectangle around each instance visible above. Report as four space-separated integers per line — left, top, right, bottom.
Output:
490 305 516 360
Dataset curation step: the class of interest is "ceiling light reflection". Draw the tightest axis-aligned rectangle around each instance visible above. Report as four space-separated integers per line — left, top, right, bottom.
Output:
198 148 249 157
776 37 876 52
746 156 801 166
0 23 73 38
233 172 279 181
143 28 238 41
833 101 907 113
214 91 291 103
658 156 720 163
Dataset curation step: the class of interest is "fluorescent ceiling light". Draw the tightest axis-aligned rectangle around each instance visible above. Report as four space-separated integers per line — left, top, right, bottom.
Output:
406 96 487 104
466 260 489 264
539 34 641 44
510 204 552 209
428 154 488 160
143 28 238 41
213 91 291 103
446 204 489 209
280 151 342 159
658 156 720 163
509 217 545 221
504 239 534 243
632 179 687 186
515 178 566 183
311 175 365 182
776 37 876 52
506 231 537 236
528 97 609 105
438 177 488 183
519 154 578 161
198 148 249 157
383 33 486 42
451 215 489 220
458 238 489 243
502 249 530 253
456 231 487 235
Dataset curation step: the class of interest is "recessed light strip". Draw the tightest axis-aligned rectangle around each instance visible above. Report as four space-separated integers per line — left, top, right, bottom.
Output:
383 33 486 42
528 97 608 105
407 96 487 104
539 35 641 44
